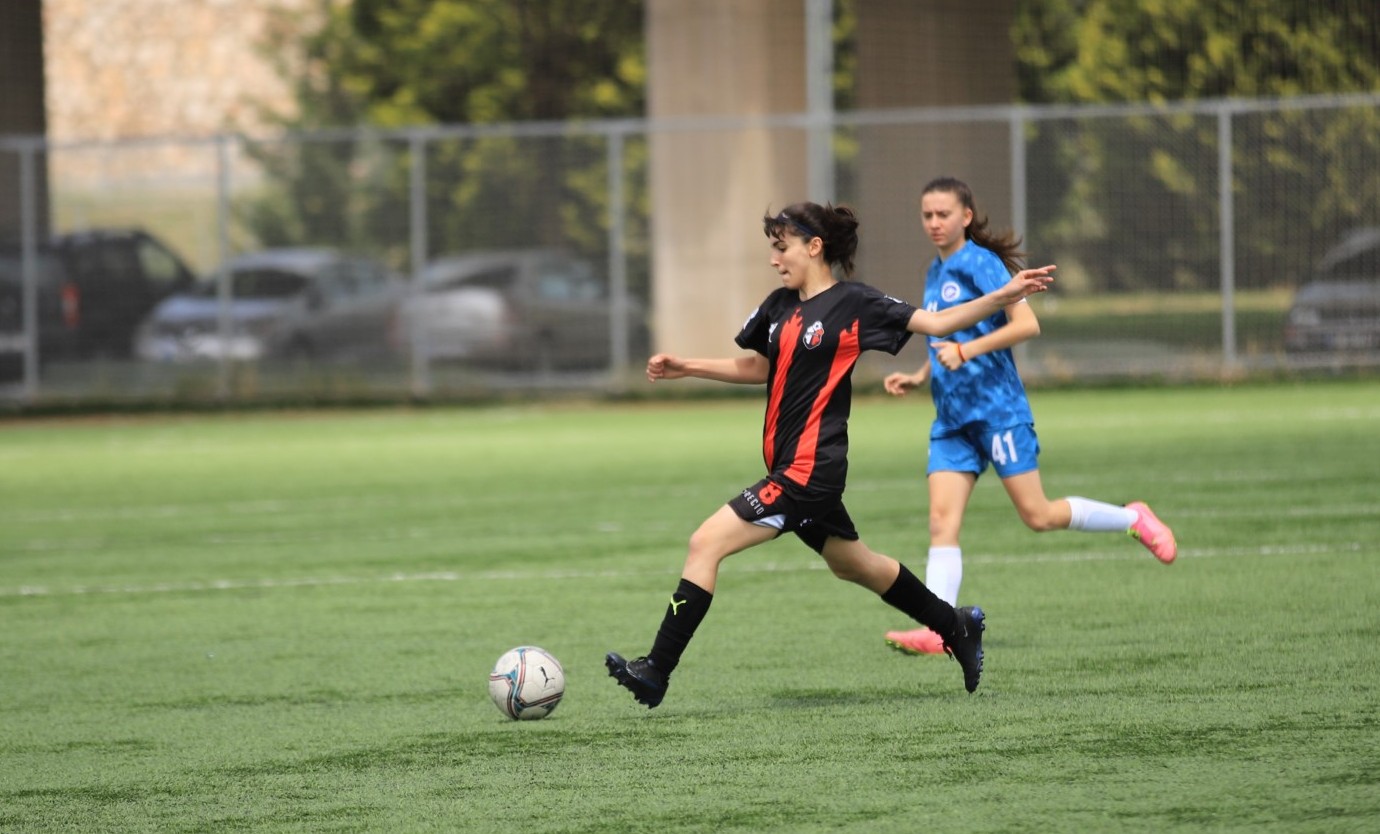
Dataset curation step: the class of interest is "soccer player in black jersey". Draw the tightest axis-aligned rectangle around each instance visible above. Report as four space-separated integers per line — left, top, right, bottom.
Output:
606 201 1054 707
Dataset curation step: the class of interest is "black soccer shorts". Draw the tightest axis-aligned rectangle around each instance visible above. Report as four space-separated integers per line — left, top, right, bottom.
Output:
726 477 860 554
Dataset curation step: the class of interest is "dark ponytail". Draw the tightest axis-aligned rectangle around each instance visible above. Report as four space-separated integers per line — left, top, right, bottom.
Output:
763 201 861 277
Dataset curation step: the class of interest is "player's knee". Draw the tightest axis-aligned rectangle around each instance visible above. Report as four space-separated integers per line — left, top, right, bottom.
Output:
825 559 864 583
818 545 862 583
1017 506 1061 532
824 546 891 588
686 525 738 566
928 513 961 540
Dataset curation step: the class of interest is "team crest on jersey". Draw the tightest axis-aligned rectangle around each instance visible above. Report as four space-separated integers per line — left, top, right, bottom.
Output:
941 281 962 302
802 321 825 349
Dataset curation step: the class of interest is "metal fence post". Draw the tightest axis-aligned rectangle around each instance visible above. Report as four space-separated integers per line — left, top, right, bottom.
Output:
1218 104 1238 370
409 130 432 398
19 142 38 401
607 129 630 380
806 0 835 204
1010 106 1029 369
214 134 233 400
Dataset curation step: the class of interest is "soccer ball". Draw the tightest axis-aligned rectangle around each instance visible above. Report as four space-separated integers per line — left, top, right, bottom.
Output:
487 646 565 720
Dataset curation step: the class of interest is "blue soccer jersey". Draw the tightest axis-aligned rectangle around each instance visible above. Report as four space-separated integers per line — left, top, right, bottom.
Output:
923 240 1034 433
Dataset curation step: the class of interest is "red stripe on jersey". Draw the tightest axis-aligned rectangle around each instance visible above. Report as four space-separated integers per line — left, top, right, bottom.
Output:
784 320 860 487
763 311 804 469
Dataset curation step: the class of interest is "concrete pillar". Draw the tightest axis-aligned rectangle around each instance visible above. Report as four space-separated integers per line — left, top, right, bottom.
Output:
645 0 808 358
0 0 49 239
853 0 1017 303
644 0 1017 361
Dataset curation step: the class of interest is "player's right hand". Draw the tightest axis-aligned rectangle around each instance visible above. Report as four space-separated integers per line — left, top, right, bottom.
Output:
883 369 927 396
647 353 686 382
999 264 1056 302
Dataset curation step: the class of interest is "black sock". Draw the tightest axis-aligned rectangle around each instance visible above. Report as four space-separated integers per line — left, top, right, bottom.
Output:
880 563 956 637
647 578 713 676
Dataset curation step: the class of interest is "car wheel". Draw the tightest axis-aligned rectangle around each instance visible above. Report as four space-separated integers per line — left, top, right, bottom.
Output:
532 335 557 375
286 336 315 364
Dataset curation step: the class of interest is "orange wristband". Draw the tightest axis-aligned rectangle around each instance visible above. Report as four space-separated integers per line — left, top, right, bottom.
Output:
955 342 966 363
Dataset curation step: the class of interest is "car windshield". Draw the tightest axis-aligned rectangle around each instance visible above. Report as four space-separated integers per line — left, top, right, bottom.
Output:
195 268 310 299
0 252 65 286
535 259 602 301
1314 227 1380 278
1321 249 1380 281
430 264 517 292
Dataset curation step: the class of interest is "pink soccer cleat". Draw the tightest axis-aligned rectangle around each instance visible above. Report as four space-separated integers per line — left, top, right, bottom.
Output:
884 627 946 655
1127 501 1177 564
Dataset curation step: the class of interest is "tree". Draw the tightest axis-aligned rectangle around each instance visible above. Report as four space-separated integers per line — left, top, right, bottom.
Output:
1012 0 1380 292
339 0 645 125
243 0 646 278
1015 0 1380 103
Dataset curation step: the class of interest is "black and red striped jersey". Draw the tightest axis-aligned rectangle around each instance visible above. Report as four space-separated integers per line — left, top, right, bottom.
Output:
735 281 917 496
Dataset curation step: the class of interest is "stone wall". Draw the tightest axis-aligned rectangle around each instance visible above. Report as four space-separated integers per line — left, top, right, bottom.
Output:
37 0 318 265
43 0 311 143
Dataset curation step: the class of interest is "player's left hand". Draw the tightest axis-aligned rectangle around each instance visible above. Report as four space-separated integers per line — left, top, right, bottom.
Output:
999 265 1055 302
930 341 965 371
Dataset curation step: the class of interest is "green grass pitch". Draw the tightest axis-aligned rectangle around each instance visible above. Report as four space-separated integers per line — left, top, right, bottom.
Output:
2 380 1378 832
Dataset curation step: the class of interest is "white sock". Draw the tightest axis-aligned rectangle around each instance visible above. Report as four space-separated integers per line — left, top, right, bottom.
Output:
925 546 963 607
1066 497 1137 533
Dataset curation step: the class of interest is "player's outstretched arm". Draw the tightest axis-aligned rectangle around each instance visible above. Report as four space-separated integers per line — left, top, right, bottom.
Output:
931 298 1042 370
907 265 1055 337
647 353 769 384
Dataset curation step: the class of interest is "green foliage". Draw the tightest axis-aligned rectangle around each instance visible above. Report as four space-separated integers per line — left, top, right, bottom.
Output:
1014 0 1380 103
240 1 647 276
342 0 645 125
237 2 1379 293
1013 0 1380 293
257 0 644 130
2 384 1379 831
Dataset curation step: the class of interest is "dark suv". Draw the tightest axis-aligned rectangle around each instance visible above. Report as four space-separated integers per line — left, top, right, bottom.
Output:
0 228 198 363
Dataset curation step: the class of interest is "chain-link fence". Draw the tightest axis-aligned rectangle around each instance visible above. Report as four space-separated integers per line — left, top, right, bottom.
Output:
3 92 1378 406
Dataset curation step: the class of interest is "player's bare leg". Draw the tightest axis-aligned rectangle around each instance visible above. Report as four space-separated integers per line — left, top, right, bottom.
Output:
607 506 776 708
825 537 984 693
886 471 974 655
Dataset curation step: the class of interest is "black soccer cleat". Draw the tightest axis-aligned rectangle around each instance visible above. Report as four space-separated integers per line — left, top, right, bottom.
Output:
942 606 986 694
605 652 668 708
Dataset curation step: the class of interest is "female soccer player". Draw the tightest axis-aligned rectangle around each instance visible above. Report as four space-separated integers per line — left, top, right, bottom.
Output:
880 177 1176 656
605 201 1055 707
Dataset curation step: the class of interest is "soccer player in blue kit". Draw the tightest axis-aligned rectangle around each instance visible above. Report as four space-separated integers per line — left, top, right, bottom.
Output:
605 201 1055 707
881 177 1177 656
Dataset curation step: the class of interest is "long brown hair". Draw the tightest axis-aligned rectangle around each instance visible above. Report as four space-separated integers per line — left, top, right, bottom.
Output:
921 177 1025 274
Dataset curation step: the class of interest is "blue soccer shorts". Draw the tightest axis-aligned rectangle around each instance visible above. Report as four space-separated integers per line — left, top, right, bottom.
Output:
927 422 1041 479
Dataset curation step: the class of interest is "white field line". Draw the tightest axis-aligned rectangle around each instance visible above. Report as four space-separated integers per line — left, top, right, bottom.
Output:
1 541 1364 599
6 500 1377 555
0 466 1369 525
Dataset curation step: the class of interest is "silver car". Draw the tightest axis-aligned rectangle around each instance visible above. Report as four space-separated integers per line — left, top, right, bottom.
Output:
134 248 405 363
406 249 648 370
1284 228 1380 354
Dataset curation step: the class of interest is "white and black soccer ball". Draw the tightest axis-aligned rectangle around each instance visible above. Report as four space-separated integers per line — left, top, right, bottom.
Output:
487 646 565 720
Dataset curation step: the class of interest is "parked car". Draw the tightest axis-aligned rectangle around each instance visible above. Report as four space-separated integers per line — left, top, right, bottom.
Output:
404 249 648 370
1 228 197 360
1284 227 1380 353
134 248 405 363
